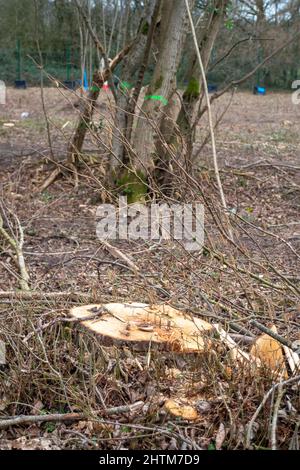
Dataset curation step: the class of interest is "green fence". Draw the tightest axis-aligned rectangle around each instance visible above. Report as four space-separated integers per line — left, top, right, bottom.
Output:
1 44 298 90
0 46 82 86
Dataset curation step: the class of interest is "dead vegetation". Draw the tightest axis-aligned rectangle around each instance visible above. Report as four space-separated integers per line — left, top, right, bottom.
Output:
0 89 299 450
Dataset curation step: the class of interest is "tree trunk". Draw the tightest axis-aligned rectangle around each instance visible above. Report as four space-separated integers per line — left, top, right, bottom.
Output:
110 2 162 205
156 0 228 185
67 43 134 165
176 0 228 145
131 0 194 183
110 29 149 168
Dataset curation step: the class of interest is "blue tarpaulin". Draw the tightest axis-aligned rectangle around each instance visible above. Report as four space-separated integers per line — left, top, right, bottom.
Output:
208 84 218 93
83 69 89 91
254 85 266 95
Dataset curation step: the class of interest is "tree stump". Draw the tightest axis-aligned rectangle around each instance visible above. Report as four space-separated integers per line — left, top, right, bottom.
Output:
69 302 212 353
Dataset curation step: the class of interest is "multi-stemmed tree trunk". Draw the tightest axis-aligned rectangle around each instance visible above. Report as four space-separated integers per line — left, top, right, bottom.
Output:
110 3 157 169
112 0 194 201
67 0 226 201
117 0 230 199
131 0 193 169
111 0 162 172
40 0 300 196
67 45 133 165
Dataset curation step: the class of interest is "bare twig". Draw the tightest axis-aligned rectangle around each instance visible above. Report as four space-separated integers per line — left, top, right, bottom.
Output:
74 0 117 101
0 290 92 301
0 211 30 291
100 240 140 273
0 401 144 430
270 382 284 450
246 375 300 448
209 36 273 72
250 320 296 351
184 0 232 240
199 29 300 117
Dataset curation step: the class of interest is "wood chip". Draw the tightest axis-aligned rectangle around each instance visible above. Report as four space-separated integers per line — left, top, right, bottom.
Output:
164 399 198 421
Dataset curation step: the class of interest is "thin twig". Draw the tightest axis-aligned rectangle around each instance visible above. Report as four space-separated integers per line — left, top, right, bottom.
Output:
270 382 284 450
0 290 93 301
0 401 144 430
0 211 30 291
184 0 232 240
250 320 296 351
100 240 140 273
200 29 300 117
245 375 300 448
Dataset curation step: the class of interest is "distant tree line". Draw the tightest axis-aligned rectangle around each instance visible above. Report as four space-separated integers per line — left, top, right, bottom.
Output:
0 0 299 89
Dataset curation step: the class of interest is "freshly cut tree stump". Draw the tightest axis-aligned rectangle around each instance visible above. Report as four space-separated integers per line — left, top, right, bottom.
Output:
250 325 288 379
69 303 212 352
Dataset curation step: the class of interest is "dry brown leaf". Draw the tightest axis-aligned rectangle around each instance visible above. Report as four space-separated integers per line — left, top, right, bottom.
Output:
7 437 60 450
164 399 199 421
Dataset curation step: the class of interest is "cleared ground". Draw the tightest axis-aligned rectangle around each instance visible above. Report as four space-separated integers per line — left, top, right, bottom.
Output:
0 88 299 450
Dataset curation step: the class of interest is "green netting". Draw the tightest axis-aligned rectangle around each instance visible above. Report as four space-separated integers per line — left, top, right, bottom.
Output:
0 48 82 86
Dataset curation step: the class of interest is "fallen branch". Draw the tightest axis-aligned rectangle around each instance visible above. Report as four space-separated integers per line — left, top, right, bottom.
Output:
230 333 254 345
0 412 86 430
39 167 62 193
100 240 140 273
23 308 108 343
0 401 144 430
229 322 255 338
0 290 93 301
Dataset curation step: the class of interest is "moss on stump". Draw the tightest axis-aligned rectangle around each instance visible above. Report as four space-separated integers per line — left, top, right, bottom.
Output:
116 169 148 204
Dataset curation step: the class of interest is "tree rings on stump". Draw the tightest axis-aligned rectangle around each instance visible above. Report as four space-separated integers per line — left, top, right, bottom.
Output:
69 302 212 353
